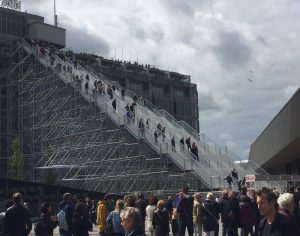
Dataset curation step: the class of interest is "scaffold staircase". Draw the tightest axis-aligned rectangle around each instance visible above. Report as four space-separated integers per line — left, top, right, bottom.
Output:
20 40 267 190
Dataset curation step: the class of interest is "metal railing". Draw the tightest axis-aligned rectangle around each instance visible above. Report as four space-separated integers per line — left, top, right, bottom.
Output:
20 40 265 189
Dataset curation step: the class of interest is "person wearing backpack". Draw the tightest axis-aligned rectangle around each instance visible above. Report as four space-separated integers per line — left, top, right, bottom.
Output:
35 202 58 236
58 192 74 236
152 200 170 236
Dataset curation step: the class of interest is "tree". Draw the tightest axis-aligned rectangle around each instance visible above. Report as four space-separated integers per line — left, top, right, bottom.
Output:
9 135 23 179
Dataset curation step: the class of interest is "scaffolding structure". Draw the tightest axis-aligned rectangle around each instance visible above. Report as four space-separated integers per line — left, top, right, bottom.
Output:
2 37 272 198
5 43 206 196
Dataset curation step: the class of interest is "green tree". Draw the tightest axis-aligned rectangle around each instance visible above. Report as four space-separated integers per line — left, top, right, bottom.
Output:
9 136 23 179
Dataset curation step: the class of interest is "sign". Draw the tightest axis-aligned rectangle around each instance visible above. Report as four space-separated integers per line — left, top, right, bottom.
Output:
256 175 269 181
281 175 291 181
245 175 255 181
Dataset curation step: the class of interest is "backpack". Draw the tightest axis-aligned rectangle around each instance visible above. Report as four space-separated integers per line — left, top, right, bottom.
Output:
106 211 114 233
57 208 68 231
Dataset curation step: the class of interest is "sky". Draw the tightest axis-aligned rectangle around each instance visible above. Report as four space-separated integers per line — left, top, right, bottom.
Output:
21 0 300 159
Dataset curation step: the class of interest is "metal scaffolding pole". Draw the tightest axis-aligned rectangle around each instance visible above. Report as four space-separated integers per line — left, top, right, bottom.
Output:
8 42 206 197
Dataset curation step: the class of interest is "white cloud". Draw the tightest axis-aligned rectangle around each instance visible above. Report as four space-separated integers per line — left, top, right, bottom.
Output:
21 0 300 160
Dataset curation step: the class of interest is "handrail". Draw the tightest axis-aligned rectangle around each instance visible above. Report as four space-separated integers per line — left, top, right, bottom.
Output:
178 120 200 141
87 57 262 179
53 50 216 187
20 40 266 189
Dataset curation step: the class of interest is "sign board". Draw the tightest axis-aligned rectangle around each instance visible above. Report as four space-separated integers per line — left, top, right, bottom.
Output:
281 175 291 181
245 175 255 181
292 175 300 181
256 175 270 181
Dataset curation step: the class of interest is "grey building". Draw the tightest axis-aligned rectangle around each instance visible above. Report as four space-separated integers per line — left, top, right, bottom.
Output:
0 6 65 47
0 6 65 177
249 88 300 174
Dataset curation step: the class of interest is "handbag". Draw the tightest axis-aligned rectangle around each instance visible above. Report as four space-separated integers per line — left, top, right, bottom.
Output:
202 203 218 224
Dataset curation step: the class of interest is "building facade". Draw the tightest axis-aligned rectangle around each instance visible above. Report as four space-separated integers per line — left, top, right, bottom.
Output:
0 6 65 178
75 54 199 132
249 88 300 174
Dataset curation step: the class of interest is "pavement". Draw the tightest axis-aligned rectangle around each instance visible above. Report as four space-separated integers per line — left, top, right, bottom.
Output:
29 225 102 235
28 219 233 236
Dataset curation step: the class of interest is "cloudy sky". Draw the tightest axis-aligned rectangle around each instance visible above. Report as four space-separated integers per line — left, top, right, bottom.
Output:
22 0 300 159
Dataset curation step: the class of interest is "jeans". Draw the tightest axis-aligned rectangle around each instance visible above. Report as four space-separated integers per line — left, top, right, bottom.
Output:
241 226 254 236
60 233 72 236
193 223 202 236
204 232 215 236
178 219 193 236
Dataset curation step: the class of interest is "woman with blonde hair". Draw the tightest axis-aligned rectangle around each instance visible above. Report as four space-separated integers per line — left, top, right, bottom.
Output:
120 207 143 236
193 193 202 236
107 199 125 236
152 200 170 236
146 196 157 236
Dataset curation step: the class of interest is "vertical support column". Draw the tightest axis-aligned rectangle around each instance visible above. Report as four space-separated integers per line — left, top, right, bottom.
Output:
170 81 174 115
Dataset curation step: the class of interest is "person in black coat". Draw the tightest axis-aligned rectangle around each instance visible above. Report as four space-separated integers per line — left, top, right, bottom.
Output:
177 187 193 236
218 190 231 236
191 143 199 161
227 191 241 236
165 196 174 221
112 99 117 113
73 201 90 236
224 174 233 190
257 187 299 236
3 193 32 236
35 202 59 236
152 200 170 236
135 194 148 233
0 200 13 235
201 192 220 236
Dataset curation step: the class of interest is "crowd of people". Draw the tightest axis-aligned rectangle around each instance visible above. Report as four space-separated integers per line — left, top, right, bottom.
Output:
1 184 300 236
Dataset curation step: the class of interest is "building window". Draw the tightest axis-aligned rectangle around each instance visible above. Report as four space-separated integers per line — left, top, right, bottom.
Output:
174 89 184 97
0 11 25 37
130 82 143 94
152 86 164 97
